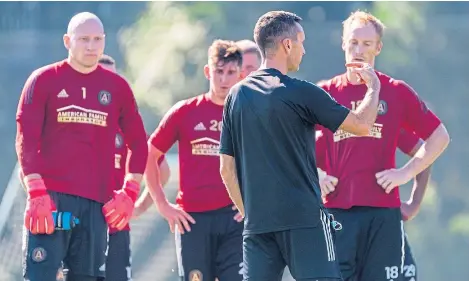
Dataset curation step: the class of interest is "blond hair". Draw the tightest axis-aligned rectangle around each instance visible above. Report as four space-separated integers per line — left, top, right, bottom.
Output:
342 10 386 40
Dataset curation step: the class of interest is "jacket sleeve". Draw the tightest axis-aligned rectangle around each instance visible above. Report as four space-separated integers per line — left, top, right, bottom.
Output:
118 77 148 174
16 70 47 176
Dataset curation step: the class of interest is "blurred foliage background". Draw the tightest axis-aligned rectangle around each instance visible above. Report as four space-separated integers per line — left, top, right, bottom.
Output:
0 2 468 281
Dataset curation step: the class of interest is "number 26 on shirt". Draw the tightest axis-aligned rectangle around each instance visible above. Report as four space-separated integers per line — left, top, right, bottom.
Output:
210 120 222 132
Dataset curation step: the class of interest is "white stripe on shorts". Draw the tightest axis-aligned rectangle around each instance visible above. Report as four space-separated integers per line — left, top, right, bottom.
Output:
175 225 185 277
400 220 406 274
320 210 335 262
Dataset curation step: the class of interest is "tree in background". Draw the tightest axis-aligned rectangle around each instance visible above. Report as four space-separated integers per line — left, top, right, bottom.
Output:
119 1 223 130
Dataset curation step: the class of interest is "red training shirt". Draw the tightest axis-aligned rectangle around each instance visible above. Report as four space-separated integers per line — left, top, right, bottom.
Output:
16 60 148 203
149 93 232 212
316 72 441 209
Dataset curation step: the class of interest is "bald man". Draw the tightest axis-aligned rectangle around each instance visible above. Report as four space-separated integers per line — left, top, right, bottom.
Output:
16 12 148 281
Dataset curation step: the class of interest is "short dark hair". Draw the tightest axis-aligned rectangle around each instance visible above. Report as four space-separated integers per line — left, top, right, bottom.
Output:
236 39 261 60
253 11 302 58
99 54 115 66
208 39 243 68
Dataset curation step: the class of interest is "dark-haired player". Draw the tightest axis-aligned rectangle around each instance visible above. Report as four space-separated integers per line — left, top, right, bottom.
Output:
220 10 382 281
16 12 147 281
145 40 244 281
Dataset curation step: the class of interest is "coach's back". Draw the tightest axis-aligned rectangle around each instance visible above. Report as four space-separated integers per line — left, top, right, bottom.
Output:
220 68 349 235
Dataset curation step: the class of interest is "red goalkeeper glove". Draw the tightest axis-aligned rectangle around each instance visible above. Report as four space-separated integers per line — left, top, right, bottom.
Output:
24 178 56 235
102 179 139 230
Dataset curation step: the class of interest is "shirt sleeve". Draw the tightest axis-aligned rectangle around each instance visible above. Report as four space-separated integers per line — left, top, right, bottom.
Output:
397 129 422 155
303 81 350 133
219 91 235 156
118 77 148 174
149 100 184 154
15 70 47 176
397 80 442 140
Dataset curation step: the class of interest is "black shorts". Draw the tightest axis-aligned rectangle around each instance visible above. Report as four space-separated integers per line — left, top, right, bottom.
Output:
175 205 243 281
243 210 342 281
23 191 108 281
402 234 417 281
105 230 132 281
328 207 406 281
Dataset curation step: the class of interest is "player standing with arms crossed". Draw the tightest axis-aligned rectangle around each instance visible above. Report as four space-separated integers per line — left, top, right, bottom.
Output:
97 55 171 281
315 10 449 281
317 129 431 281
145 40 244 281
16 12 148 281
219 11 382 281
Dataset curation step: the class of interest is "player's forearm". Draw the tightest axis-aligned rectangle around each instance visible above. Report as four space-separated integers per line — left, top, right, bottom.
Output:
220 155 245 217
144 153 168 207
127 140 149 178
125 173 143 184
353 81 381 129
134 187 154 212
409 165 432 205
135 160 170 212
16 125 44 177
16 73 46 176
123 116 149 177
402 124 449 179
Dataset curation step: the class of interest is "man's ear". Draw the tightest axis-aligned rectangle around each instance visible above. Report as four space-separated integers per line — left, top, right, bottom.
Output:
375 41 383 56
281 38 293 55
63 34 71 50
204 64 210 80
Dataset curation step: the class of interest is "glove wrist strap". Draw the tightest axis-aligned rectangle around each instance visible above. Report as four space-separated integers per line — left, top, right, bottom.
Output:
123 179 139 203
26 178 48 199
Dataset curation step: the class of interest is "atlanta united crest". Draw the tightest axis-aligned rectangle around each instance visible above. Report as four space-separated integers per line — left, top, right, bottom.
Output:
31 247 47 262
189 269 203 281
98 90 112 105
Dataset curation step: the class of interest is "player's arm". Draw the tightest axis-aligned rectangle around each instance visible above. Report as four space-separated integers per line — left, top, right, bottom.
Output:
103 78 148 230
118 80 148 186
146 102 195 234
16 71 46 183
398 132 431 221
400 125 448 181
219 93 245 217
406 141 432 207
133 156 171 217
145 102 180 208
220 155 243 216
307 72 380 136
16 70 55 234
339 65 382 135
376 82 449 191
315 128 338 197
